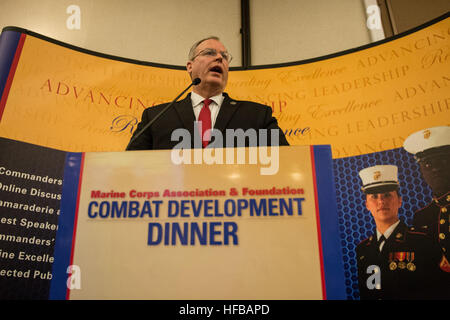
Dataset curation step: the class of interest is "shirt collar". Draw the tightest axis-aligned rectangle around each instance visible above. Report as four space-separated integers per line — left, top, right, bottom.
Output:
191 91 224 108
377 220 400 241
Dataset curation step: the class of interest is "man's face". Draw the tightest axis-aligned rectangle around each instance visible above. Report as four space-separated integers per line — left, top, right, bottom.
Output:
366 191 401 226
418 153 450 197
186 39 229 92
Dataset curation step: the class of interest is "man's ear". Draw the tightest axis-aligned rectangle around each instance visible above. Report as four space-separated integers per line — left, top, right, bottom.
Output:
186 61 192 75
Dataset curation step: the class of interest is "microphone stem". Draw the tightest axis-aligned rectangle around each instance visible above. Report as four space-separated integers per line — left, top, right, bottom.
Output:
126 80 197 150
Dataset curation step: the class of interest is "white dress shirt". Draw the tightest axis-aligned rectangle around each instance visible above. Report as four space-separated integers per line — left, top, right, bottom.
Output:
376 220 400 252
190 91 224 129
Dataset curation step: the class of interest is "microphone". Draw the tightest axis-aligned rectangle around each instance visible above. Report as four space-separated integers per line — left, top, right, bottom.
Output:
126 78 201 150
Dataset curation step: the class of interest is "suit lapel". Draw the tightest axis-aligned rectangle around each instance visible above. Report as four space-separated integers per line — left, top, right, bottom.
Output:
174 94 196 146
214 93 239 133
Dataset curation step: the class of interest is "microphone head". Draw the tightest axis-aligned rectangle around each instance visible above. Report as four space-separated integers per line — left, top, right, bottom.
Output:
193 78 201 85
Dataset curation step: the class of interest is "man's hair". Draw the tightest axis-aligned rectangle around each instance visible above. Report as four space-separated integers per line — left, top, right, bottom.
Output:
188 36 221 61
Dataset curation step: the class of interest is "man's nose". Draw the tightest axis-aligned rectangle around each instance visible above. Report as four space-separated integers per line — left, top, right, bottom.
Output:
377 196 387 203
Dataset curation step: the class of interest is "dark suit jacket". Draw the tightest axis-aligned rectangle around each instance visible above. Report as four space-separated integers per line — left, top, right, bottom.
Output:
126 92 289 150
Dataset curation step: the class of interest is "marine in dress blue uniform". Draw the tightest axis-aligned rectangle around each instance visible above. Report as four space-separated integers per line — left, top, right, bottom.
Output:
403 126 450 299
356 165 442 300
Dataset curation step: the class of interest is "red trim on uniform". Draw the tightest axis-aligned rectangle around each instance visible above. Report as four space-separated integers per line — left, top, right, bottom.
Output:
0 33 26 121
66 153 85 300
310 146 327 300
418 191 450 211
408 231 427 236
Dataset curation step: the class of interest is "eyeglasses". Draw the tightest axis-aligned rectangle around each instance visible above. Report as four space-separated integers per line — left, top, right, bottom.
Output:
192 48 233 63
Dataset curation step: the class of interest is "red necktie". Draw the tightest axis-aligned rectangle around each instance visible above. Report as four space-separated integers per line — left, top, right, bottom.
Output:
198 99 212 148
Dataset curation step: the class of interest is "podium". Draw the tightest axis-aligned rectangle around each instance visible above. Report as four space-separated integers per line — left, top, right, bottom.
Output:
0 137 345 299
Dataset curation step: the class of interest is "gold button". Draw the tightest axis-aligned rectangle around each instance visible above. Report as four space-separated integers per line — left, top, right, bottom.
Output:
442 207 448 213
441 219 446 225
439 233 446 240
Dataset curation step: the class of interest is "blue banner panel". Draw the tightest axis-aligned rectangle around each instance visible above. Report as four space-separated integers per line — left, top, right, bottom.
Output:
313 145 346 300
0 137 66 299
49 152 83 300
0 31 21 101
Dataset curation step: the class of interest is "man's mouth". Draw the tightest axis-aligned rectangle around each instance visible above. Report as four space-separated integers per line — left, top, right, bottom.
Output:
209 65 223 74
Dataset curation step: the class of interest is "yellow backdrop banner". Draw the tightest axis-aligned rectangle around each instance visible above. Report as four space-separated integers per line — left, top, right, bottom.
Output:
0 16 448 157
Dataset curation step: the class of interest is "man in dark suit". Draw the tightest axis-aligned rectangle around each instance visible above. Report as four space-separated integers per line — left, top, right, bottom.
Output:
356 165 442 300
403 126 450 298
126 36 288 150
